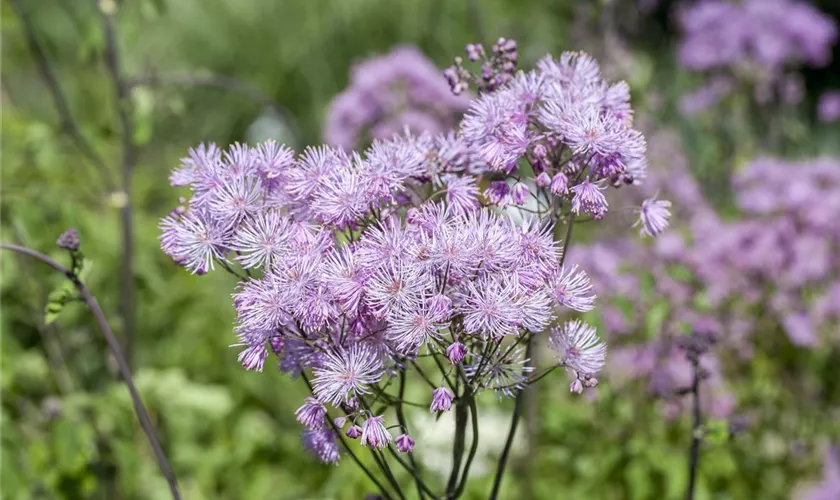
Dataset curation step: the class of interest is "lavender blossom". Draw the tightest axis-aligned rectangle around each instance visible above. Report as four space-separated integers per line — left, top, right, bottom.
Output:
570 178 609 219
395 433 415 453
302 427 341 465
446 342 468 365
360 415 392 449
636 195 672 237
324 46 469 150
547 265 596 312
549 320 606 382
430 387 455 412
295 397 328 430
312 346 383 406
818 91 840 123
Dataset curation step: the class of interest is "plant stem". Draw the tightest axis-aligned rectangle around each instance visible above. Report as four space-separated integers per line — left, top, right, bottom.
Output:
686 356 702 500
98 2 138 368
453 391 479 498
445 392 469 497
488 339 534 500
372 450 407 500
8 0 115 191
397 372 429 500
0 243 181 499
489 213 575 499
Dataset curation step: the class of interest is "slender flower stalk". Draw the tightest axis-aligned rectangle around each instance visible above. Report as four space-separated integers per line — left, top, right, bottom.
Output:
0 241 181 500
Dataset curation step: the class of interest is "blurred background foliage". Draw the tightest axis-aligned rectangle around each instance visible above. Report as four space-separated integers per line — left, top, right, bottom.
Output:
2 0 840 499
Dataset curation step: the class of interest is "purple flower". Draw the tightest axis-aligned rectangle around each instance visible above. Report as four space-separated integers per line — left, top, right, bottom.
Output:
395 433 415 453
159 211 227 274
427 293 453 322
550 173 569 195
818 91 840 123
233 273 294 332
430 387 455 412
295 397 328 430
461 91 531 173
366 261 434 318
535 172 551 188
443 175 481 214
236 343 268 372
460 276 522 339
799 446 840 500
232 210 293 269
346 425 362 439
511 182 530 205
302 427 341 465
310 155 371 229
207 174 263 228
464 346 533 397
286 145 347 204
323 248 367 314
570 178 608 219
324 45 468 150
636 195 672 237
312 345 383 406
387 307 441 354
56 228 80 251
360 415 392 449
334 416 348 429
547 265 596 312
549 320 606 377
485 181 511 206
446 342 468 365
170 143 222 187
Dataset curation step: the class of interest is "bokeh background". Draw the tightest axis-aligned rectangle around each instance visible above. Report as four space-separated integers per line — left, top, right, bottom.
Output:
3 0 840 498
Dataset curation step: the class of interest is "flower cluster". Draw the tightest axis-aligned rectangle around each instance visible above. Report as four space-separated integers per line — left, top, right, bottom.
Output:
677 0 837 107
570 130 840 419
449 45 650 219
324 46 470 150
160 131 608 466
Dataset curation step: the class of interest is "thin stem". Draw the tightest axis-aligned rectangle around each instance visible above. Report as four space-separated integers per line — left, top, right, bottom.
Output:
432 353 455 391
397 372 429 500
372 450 407 500
300 373 393 499
488 339 534 500
453 393 479 498
218 260 248 281
357 393 437 498
410 361 439 391
356 397 408 500
445 393 469 497
98 2 138 368
0 243 181 499
559 212 576 266
7 0 115 191
686 356 702 500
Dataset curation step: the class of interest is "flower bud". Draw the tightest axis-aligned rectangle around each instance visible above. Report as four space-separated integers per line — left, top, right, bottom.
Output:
430 387 455 412
446 342 468 365
395 434 415 453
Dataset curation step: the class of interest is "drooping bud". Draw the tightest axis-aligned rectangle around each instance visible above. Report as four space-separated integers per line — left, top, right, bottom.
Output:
395 433 415 453
430 387 455 412
446 342 468 365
